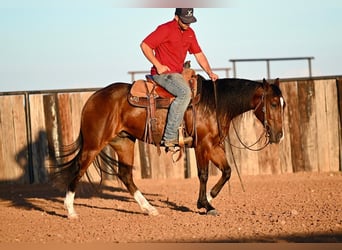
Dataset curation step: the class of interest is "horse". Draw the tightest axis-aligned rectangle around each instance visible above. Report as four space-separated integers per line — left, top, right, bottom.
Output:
51 71 285 218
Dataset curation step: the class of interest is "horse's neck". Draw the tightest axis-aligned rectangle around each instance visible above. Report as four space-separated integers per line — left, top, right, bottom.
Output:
224 82 263 119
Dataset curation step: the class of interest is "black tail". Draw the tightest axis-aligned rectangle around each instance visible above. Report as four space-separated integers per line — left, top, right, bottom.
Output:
50 134 83 191
50 134 121 191
93 148 120 177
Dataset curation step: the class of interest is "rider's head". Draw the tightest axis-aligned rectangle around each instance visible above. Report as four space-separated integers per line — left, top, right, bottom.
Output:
175 8 197 30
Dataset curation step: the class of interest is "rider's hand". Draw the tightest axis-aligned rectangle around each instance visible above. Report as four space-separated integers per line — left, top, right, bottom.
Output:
156 65 171 74
208 72 219 82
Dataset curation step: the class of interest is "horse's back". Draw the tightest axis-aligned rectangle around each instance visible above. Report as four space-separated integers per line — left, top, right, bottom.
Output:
83 82 129 109
80 82 131 129
92 82 130 100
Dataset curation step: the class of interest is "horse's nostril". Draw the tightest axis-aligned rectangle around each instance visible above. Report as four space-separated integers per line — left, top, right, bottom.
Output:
277 132 283 141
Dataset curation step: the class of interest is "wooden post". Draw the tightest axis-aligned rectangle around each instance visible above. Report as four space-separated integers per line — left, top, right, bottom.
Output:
337 78 342 171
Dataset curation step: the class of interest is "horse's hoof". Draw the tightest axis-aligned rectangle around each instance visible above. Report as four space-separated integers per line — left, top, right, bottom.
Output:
143 206 159 216
207 209 219 216
149 209 160 216
68 213 79 219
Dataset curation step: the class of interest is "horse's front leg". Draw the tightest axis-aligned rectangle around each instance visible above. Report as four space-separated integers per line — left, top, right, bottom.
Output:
195 148 217 215
208 144 232 203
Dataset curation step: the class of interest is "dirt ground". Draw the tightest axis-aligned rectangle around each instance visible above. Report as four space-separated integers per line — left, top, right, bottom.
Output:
0 171 341 243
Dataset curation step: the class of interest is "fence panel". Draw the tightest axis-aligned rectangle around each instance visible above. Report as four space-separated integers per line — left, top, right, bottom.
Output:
0 94 28 183
0 76 341 184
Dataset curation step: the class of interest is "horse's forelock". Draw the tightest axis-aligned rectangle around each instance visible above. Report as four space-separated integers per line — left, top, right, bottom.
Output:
270 83 282 97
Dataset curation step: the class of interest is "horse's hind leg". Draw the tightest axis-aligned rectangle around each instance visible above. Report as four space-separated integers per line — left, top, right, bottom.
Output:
64 149 99 219
111 137 159 216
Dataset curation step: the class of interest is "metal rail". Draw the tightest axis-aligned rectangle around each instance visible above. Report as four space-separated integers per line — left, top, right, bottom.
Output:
128 67 231 82
229 57 315 79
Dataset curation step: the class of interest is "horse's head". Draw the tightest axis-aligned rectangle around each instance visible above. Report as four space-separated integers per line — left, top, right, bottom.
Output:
254 78 285 144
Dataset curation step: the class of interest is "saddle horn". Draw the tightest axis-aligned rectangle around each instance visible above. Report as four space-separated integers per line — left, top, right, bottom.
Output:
184 60 191 69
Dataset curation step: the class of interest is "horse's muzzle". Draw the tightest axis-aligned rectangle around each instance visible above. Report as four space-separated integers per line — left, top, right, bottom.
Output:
269 131 284 144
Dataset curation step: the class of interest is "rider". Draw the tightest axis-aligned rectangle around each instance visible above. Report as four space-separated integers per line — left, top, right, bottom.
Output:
140 8 218 149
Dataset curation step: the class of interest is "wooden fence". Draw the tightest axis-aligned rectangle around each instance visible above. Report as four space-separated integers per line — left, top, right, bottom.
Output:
0 76 341 184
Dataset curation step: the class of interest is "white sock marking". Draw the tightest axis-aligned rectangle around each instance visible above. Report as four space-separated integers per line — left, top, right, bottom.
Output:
134 190 159 216
64 191 78 219
207 191 213 204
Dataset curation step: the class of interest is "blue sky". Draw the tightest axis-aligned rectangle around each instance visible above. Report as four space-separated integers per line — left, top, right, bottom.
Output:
1 1 342 92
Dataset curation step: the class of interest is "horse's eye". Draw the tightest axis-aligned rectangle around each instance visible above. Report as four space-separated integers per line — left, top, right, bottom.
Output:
271 103 277 108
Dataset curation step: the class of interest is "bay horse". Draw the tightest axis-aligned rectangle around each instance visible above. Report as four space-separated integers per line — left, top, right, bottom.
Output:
52 71 285 218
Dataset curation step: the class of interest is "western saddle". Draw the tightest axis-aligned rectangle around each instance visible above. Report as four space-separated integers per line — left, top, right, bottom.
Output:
127 61 200 151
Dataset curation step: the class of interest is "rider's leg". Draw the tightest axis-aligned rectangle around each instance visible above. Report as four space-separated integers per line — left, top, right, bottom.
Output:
153 73 192 146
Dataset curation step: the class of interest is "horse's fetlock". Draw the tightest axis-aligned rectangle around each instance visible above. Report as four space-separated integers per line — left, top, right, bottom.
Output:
197 200 205 209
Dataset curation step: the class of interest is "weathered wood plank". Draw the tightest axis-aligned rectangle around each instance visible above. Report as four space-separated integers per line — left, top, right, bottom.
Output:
314 80 331 172
0 95 28 183
299 80 319 172
57 93 74 145
148 144 185 179
133 141 142 179
278 82 294 173
319 79 339 171
12 95 30 183
337 78 342 171
29 94 49 183
287 81 305 172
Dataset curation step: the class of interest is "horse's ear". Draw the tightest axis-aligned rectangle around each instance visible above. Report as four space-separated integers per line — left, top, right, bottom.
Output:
184 60 191 69
262 78 268 88
274 78 280 87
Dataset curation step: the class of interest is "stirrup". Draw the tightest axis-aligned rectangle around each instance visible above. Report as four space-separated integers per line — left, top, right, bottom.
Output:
163 136 193 147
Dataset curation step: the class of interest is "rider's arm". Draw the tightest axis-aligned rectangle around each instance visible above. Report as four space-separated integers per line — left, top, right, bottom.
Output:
140 42 170 74
194 52 218 81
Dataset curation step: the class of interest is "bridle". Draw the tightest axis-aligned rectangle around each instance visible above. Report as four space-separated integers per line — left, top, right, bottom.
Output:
230 88 271 151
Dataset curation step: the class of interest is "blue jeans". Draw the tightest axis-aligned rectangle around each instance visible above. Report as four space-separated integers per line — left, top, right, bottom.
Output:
153 73 191 141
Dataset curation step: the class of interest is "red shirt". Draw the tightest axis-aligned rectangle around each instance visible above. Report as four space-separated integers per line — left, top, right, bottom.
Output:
142 19 202 75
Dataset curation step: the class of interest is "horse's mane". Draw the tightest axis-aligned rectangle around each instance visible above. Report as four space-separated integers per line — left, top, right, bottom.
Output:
197 75 263 136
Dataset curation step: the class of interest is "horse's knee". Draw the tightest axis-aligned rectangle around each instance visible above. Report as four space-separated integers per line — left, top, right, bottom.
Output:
198 170 209 183
222 166 231 181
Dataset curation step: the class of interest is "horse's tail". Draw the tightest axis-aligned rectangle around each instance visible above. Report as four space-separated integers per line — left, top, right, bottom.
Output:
50 133 83 191
92 148 119 179
51 133 120 191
